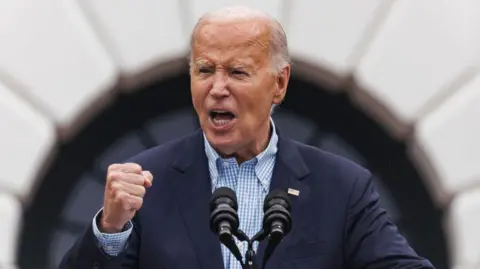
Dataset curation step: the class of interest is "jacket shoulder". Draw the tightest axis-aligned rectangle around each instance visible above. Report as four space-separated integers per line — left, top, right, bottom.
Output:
292 140 372 182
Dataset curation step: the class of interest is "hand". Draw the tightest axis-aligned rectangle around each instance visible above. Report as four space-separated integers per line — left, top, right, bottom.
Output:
99 163 153 233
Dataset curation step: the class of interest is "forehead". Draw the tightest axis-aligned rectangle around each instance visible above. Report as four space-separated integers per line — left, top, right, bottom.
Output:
192 19 271 65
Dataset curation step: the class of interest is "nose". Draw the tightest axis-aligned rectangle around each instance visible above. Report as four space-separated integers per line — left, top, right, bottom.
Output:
209 71 229 99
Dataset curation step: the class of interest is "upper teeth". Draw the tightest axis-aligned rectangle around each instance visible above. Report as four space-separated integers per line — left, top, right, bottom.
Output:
213 110 228 113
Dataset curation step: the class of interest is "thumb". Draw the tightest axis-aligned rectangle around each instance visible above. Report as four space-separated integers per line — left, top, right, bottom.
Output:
142 171 153 187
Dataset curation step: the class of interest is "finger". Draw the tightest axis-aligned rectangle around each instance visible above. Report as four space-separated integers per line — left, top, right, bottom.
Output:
125 182 146 197
110 180 146 197
114 190 130 208
115 191 143 211
142 171 153 187
108 171 145 185
126 195 143 211
120 163 143 174
107 163 123 173
107 163 142 174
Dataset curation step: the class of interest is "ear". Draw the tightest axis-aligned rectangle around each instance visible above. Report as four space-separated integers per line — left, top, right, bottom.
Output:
273 65 291 104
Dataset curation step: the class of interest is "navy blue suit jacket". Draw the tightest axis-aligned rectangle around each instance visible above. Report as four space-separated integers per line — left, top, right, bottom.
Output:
60 128 435 269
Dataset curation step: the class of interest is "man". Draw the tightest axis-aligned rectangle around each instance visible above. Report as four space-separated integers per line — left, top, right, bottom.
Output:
60 5 435 269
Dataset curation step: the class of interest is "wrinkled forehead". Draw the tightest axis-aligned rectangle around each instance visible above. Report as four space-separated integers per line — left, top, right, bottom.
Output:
191 19 271 65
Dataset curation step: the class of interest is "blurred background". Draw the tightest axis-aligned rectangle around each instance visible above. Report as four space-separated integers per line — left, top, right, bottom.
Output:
1 0 480 269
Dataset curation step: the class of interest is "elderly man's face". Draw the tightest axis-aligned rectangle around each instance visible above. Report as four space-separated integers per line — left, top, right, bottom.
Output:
190 18 289 157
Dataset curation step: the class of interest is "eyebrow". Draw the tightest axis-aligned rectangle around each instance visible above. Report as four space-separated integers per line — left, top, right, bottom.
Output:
194 59 211 67
194 59 254 70
230 63 248 69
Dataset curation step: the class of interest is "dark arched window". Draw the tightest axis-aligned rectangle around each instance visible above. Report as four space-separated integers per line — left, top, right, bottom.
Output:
18 73 449 269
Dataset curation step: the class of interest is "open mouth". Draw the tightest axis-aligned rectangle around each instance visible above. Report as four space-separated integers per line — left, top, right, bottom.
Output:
209 110 236 127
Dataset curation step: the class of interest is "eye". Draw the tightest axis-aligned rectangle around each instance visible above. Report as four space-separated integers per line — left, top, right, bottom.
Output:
231 69 248 76
198 67 213 74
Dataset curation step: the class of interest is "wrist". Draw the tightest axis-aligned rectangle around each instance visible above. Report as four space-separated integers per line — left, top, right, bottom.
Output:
98 214 125 233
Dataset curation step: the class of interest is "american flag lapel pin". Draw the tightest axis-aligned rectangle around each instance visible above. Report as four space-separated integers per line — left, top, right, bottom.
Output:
287 188 300 196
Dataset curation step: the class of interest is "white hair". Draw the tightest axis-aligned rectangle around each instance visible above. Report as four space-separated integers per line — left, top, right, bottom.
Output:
189 5 290 74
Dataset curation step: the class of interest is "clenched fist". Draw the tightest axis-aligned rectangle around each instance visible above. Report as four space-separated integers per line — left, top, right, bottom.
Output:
99 163 153 233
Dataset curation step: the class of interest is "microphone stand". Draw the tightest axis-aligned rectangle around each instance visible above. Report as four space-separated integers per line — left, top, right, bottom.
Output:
235 230 258 269
251 229 281 269
231 228 281 269
245 239 256 269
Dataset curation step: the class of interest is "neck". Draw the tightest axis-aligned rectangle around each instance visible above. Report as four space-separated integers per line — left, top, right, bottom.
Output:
220 119 272 164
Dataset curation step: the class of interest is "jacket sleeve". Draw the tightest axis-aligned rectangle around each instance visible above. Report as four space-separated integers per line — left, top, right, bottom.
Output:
344 173 436 269
92 208 132 256
58 213 141 269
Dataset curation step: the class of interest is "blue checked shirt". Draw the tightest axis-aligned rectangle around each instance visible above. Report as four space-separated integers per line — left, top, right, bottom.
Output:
92 119 278 269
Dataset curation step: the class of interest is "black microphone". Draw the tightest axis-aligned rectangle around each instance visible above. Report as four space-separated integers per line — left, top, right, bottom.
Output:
209 187 244 266
261 189 292 269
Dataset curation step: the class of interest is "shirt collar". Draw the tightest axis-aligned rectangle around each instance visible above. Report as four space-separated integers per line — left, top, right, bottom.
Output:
203 118 279 189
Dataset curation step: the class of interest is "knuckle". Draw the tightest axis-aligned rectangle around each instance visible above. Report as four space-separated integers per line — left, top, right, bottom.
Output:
110 181 121 192
125 162 142 173
112 195 121 205
133 163 143 171
111 192 120 203
123 200 131 211
106 183 116 197
132 197 143 210
107 171 121 182
128 185 145 197
137 175 147 185
138 186 146 197
114 191 127 203
107 163 120 173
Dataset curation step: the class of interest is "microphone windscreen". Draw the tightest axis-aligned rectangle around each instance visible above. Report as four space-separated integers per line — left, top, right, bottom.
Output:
210 187 238 210
264 189 291 211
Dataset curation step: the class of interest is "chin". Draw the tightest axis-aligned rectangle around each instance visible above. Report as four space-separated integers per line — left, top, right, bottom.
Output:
205 130 239 154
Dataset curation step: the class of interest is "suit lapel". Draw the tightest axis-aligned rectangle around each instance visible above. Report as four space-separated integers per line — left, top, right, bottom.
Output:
256 132 311 269
168 127 310 269
171 130 224 269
